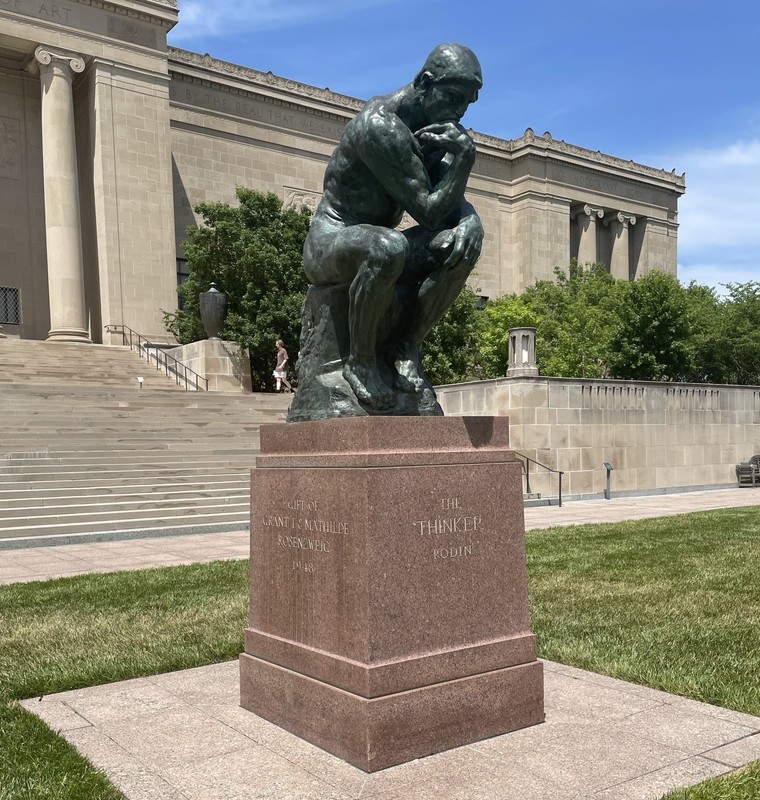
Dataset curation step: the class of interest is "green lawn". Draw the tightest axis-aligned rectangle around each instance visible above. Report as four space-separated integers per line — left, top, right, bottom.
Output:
1 505 758 799
528 505 760 800
0 560 249 800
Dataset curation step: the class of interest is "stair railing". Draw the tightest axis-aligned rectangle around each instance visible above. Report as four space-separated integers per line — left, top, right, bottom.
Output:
104 324 208 391
514 452 564 506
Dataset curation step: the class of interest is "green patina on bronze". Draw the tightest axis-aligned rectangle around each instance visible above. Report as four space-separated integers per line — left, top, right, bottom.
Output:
289 44 484 422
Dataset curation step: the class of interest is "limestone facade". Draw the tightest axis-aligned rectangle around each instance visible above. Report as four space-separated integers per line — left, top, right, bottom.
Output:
0 0 685 345
436 378 760 498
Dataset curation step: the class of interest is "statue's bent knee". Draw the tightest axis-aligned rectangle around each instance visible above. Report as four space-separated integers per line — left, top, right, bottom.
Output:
372 229 408 264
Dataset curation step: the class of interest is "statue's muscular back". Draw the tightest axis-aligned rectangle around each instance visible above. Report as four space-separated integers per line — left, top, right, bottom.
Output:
319 95 415 230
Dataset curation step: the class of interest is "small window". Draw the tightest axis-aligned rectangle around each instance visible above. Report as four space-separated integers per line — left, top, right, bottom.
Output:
176 258 190 286
176 259 190 310
0 286 21 325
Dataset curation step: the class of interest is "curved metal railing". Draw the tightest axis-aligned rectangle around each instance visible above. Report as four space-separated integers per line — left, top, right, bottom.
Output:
514 452 564 506
104 324 208 391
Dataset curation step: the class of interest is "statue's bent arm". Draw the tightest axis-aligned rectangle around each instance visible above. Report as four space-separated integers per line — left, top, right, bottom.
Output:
356 111 474 232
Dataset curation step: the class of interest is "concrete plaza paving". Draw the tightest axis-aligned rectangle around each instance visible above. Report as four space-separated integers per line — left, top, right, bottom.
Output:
22 659 760 800
8 486 760 799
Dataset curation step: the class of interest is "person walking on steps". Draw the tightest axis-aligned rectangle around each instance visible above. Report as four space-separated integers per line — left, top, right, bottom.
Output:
273 339 294 392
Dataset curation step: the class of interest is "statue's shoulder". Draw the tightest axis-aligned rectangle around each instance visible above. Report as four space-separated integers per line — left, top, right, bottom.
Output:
354 97 389 129
354 96 411 149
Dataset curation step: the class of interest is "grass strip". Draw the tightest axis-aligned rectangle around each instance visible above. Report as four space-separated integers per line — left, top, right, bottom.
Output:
528 505 760 715
0 559 248 800
0 506 758 799
527 504 760 799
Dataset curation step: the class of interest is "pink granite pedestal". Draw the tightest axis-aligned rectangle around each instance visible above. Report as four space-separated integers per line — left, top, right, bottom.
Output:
240 416 544 772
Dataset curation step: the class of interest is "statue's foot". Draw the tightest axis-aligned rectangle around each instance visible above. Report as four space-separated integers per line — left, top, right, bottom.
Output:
393 356 428 394
419 385 439 412
343 361 394 409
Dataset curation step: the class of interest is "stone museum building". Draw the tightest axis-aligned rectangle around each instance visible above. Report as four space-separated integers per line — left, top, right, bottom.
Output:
0 0 685 344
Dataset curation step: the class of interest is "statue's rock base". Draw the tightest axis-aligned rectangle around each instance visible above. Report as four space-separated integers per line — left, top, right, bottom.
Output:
288 284 442 422
240 416 544 772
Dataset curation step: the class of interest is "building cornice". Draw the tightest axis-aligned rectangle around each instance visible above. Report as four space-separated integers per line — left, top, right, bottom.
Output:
169 47 363 114
168 49 685 193
479 128 686 192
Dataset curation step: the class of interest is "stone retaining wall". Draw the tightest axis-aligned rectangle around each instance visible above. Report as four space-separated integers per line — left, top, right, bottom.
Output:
436 377 760 498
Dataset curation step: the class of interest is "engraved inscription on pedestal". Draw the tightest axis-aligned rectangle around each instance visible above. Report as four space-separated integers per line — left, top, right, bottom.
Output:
261 498 349 575
413 496 482 561
242 417 543 773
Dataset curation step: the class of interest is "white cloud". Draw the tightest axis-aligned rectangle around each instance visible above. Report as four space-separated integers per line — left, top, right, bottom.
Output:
170 0 401 42
654 139 760 291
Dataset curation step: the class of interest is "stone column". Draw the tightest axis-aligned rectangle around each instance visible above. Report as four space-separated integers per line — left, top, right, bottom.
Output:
34 46 91 343
576 204 604 266
608 212 637 281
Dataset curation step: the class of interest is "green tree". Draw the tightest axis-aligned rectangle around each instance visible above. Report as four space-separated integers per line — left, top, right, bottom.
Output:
163 188 311 389
525 262 622 378
721 281 760 384
608 271 691 381
422 285 485 385
475 293 537 378
681 281 728 383
474 262 623 380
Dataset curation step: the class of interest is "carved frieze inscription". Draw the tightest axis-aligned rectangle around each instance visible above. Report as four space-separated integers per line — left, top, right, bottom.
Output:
170 81 347 142
474 155 510 182
0 117 20 180
551 163 666 206
0 0 80 25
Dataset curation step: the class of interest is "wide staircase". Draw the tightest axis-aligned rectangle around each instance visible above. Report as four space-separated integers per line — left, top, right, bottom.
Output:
0 338 290 542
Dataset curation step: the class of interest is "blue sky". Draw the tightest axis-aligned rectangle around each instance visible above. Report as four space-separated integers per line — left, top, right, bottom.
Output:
168 0 760 293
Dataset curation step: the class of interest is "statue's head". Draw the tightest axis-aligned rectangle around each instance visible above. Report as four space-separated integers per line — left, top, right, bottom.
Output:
414 43 482 124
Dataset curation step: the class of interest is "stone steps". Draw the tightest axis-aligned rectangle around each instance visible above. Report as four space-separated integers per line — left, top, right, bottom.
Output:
0 339 289 540
0 451 256 466
0 481 250 516
0 473 249 494
0 461 254 478
0 339 189 390
0 510 249 540
0 492 249 520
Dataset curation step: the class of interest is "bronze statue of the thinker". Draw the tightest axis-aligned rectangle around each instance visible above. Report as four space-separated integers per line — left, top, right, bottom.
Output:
288 44 483 422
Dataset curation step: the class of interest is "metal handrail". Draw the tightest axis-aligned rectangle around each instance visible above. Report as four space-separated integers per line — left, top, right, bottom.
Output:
104 324 208 391
514 452 564 506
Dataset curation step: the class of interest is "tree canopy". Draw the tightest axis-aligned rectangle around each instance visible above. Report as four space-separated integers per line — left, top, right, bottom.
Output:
608 270 691 381
164 188 760 389
475 267 760 385
163 188 311 390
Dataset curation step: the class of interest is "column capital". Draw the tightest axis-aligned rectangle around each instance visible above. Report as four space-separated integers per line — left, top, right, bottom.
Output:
616 211 637 226
572 204 604 220
607 211 637 228
34 46 85 75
